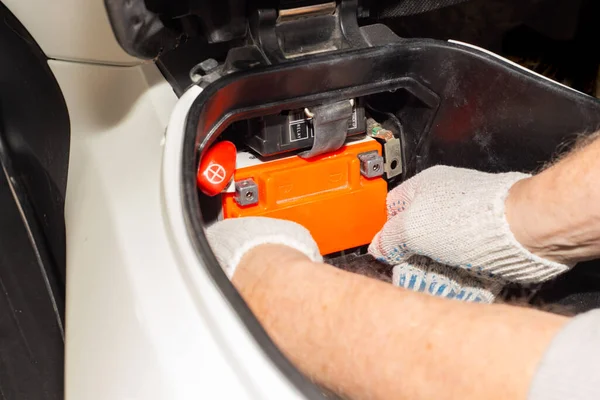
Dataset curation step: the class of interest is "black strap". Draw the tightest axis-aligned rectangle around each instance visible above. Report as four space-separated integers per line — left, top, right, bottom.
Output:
299 100 354 159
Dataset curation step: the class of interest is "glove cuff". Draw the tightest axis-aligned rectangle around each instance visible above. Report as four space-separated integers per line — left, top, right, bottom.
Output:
224 236 323 279
455 172 571 283
484 174 573 283
206 217 323 279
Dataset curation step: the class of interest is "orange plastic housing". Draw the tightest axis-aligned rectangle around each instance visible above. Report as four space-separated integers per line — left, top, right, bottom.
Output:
222 140 387 255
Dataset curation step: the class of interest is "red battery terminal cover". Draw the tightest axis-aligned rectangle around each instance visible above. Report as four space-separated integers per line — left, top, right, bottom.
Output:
197 141 237 196
222 139 387 255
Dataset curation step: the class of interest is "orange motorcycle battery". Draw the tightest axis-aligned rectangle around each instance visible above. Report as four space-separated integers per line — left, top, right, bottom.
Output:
222 138 387 255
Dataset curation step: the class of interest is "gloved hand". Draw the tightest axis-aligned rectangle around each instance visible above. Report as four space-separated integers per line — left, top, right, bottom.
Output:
393 256 502 303
208 216 497 303
205 216 323 278
369 166 572 284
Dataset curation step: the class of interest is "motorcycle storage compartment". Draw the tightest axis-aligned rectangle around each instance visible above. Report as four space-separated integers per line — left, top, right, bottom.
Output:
182 41 600 311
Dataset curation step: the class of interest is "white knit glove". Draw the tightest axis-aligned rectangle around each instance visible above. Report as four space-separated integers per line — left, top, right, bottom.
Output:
393 256 502 303
369 166 572 284
205 217 323 278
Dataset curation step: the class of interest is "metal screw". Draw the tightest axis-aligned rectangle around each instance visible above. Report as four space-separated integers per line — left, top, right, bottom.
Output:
245 191 254 200
373 164 380 172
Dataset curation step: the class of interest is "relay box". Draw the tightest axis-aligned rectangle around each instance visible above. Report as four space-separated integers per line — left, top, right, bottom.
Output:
245 100 366 157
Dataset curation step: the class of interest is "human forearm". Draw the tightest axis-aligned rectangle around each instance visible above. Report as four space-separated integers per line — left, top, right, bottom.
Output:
507 133 600 264
234 244 567 400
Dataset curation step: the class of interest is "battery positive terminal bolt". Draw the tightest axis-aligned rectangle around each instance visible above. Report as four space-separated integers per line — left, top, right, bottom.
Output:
235 178 259 206
358 151 384 179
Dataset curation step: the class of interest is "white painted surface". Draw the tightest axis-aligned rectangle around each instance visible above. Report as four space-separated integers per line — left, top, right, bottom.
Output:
4 0 139 65
55 61 267 399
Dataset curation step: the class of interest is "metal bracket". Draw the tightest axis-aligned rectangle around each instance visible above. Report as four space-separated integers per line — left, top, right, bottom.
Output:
382 138 403 179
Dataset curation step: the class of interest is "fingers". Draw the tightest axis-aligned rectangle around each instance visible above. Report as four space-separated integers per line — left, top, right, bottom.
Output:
392 255 502 304
368 214 415 264
386 172 420 217
371 174 421 262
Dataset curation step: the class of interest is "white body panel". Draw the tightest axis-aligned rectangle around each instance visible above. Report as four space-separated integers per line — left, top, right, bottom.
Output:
56 59 304 399
4 0 139 65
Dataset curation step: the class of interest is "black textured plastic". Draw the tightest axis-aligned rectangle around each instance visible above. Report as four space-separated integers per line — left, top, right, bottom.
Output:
378 0 471 17
0 3 68 399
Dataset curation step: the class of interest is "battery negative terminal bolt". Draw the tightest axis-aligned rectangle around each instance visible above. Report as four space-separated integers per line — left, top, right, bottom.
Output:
358 151 384 179
235 178 259 206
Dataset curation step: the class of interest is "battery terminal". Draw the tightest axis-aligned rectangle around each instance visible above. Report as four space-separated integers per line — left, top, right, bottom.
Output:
366 118 403 179
358 151 384 179
234 178 259 206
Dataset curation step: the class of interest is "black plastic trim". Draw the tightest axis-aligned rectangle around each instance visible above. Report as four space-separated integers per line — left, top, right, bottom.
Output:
0 2 69 398
105 0 180 59
0 1 70 286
